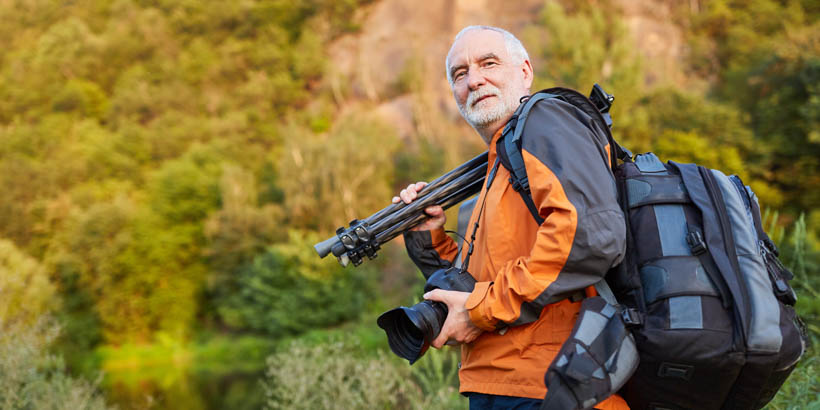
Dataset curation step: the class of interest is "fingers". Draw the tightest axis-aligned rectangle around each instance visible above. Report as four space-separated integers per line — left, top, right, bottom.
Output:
425 290 482 349
432 330 449 349
432 318 451 348
399 183 417 204
410 208 447 231
425 205 444 216
425 289 449 349
395 182 429 204
393 181 446 231
423 289 446 304
463 327 482 344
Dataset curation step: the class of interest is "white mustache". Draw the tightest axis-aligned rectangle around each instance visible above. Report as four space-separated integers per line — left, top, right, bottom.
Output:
466 86 500 108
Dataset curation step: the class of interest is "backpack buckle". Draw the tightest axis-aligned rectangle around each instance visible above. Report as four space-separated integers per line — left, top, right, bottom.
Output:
502 114 518 136
686 230 707 256
509 176 523 192
621 308 642 327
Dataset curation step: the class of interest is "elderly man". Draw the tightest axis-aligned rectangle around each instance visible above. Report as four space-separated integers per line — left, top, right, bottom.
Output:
394 26 629 409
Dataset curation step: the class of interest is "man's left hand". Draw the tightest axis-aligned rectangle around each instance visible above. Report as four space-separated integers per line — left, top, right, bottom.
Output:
424 289 484 348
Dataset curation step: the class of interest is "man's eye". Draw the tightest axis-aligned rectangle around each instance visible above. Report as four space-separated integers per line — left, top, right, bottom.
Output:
483 61 497 67
454 71 466 80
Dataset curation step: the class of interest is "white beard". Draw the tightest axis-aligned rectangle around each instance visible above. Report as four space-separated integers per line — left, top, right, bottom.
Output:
457 85 520 130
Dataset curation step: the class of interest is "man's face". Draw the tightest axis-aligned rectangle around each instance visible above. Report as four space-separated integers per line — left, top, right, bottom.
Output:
447 29 533 137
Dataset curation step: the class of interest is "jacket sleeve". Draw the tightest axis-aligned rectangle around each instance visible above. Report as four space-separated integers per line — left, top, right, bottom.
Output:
466 99 626 330
403 228 459 278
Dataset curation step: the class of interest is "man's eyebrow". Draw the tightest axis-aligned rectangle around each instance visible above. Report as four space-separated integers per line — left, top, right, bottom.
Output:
476 53 501 63
449 53 502 79
449 63 468 79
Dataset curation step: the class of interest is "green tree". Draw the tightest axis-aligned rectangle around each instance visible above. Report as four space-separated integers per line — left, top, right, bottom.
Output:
686 0 820 214
204 164 285 323
277 109 401 232
0 239 54 327
523 0 643 122
728 27 819 212
218 231 371 335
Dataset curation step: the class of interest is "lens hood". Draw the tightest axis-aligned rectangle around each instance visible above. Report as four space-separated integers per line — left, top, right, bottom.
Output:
377 300 447 364
378 268 474 363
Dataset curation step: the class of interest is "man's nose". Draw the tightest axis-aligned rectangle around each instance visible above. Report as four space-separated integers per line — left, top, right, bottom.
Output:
467 71 487 91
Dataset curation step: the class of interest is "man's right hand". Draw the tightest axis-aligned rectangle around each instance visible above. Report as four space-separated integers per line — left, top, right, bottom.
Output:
392 182 446 231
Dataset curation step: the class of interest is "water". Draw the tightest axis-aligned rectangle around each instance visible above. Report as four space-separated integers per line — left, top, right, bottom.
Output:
103 365 267 409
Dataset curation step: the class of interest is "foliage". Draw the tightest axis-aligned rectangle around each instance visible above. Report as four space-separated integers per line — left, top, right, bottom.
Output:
524 1 642 99
766 353 820 409
625 88 783 206
733 29 820 213
205 165 285 273
632 88 749 165
781 214 820 338
264 341 407 410
276 109 401 231
0 0 379 346
0 318 110 410
48 190 210 344
407 345 464 409
93 333 276 409
0 239 55 327
0 0 817 407
523 0 646 154
765 214 820 409
216 231 373 336
685 0 820 213
264 338 463 410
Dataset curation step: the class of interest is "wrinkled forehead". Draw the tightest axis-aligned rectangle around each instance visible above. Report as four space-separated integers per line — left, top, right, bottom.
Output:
446 29 509 69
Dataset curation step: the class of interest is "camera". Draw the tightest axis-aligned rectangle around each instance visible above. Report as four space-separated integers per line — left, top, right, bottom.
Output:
377 266 476 364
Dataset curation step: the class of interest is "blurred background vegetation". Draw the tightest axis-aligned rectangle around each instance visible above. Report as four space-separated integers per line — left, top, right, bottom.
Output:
0 0 816 408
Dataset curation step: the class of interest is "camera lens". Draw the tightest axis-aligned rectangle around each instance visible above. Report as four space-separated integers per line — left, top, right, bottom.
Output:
377 300 448 364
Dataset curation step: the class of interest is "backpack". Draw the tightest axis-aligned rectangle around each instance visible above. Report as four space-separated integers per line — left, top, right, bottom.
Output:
497 86 808 409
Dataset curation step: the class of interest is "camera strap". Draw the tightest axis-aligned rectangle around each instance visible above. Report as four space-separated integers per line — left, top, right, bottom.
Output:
462 157 500 272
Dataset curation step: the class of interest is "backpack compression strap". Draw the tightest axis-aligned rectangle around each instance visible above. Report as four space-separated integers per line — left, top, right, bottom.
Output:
501 92 559 226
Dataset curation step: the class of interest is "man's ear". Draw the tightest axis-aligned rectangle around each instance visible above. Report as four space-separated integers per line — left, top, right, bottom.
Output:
521 59 534 90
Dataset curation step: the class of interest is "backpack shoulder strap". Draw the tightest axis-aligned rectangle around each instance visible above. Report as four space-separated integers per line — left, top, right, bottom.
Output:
593 279 618 306
499 92 559 225
498 86 628 226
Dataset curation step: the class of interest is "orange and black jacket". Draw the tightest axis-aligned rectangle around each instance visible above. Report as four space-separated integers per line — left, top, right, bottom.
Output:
404 98 628 408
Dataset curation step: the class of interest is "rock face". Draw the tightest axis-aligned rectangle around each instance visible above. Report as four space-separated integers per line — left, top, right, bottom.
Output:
327 0 687 140
613 0 688 87
328 0 544 101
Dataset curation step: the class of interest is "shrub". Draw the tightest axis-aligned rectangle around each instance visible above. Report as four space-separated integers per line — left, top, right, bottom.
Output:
0 318 109 410
263 339 463 410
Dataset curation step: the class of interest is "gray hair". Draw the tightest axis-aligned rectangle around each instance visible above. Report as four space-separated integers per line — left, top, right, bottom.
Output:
445 25 531 85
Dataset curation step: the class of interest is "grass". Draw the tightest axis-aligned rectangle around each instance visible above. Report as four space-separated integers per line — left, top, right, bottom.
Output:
263 337 464 410
766 350 820 409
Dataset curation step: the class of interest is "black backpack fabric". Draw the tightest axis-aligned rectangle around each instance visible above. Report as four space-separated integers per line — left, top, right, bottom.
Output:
498 87 808 410
613 154 807 410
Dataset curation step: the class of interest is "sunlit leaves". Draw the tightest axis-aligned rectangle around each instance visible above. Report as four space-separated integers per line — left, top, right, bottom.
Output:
524 1 642 108
0 239 54 327
277 109 400 232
